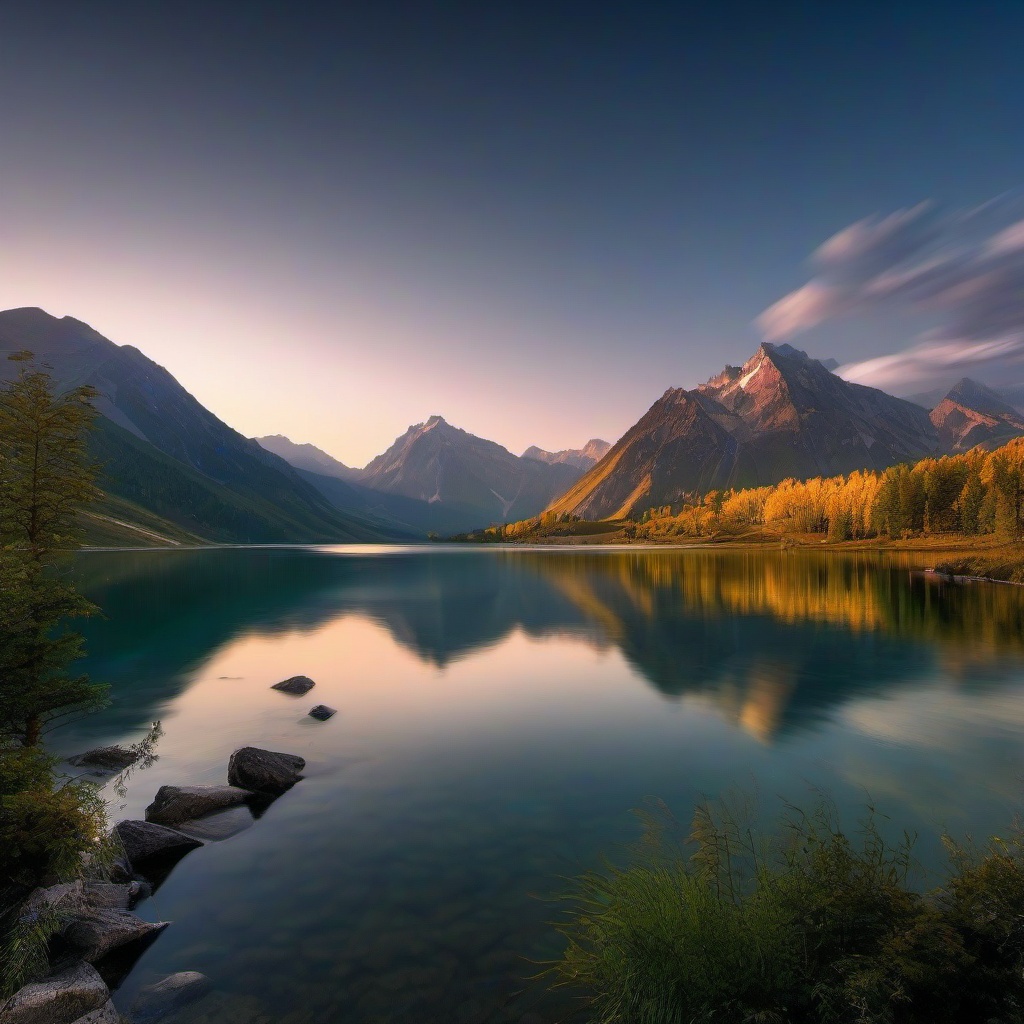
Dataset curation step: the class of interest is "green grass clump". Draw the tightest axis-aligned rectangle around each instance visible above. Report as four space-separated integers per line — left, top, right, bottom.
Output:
551 798 1024 1023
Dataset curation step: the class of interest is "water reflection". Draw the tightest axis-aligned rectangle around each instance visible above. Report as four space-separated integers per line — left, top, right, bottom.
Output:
71 547 1024 747
57 547 1024 1023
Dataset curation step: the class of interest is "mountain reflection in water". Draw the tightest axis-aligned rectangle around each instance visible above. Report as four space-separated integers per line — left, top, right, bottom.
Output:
53 546 1024 1024
71 546 1024 746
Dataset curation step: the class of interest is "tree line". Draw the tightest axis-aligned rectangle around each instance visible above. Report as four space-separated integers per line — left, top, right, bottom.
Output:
633 439 1024 542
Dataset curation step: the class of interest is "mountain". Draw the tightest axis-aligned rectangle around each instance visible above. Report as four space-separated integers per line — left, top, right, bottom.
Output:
257 428 526 535
0 308 396 543
357 415 583 529
546 343 939 520
521 438 612 471
255 434 357 479
930 378 1024 451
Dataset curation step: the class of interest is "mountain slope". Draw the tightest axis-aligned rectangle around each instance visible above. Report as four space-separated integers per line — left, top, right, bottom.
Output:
521 438 611 471
930 378 1024 451
256 434 357 479
546 343 939 520
0 308 395 543
357 416 582 528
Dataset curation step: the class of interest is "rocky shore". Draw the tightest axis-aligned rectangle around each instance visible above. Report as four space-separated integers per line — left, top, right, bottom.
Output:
0 675 329 1024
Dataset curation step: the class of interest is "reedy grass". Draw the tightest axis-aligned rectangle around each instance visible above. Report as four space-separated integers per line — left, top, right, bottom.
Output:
549 796 1024 1024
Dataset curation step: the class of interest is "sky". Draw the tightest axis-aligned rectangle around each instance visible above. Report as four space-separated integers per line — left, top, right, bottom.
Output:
3 2 1024 465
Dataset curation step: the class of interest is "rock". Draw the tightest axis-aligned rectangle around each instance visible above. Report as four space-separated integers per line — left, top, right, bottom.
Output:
64 909 169 963
307 705 337 721
131 973 212 1022
83 881 146 911
0 960 108 1024
227 747 305 795
112 821 202 873
70 1000 122 1023
270 675 315 695
20 882 86 921
67 746 140 771
145 786 254 827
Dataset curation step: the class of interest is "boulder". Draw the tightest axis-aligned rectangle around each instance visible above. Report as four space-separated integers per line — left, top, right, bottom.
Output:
112 821 202 873
130 973 212 1022
64 909 168 963
20 882 86 921
67 746 140 771
227 747 305 795
307 705 337 721
70 1000 121 1023
145 786 254 827
83 881 147 911
270 675 315 695
0 960 108 1024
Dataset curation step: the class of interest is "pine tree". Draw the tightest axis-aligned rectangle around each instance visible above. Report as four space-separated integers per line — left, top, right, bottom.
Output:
0 352 107 746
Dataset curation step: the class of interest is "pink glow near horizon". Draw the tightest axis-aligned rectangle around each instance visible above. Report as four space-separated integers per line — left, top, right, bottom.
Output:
0 217 637 466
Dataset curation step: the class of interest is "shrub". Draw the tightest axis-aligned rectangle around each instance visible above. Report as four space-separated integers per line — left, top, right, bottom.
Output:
551 797 1024 1023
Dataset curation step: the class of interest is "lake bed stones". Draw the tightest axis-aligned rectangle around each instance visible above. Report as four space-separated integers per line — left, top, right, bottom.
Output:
131 972 212 1022
227 747 305 795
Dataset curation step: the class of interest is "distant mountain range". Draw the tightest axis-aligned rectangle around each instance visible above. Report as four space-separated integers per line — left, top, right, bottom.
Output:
259 422 601 534
3 307 1024 542
255 434 358 480
546 343 1024 520
521 438 611 471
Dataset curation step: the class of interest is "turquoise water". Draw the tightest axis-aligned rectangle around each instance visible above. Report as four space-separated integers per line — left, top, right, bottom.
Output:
53 546 1024 1023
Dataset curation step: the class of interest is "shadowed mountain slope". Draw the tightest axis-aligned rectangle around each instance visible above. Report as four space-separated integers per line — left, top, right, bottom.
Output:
0 307 396 543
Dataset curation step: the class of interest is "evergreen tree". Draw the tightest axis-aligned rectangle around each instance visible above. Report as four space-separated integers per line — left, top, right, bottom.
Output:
0 353 106 746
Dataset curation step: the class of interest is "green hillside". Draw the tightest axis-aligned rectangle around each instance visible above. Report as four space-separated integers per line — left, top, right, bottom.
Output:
88 417 394 544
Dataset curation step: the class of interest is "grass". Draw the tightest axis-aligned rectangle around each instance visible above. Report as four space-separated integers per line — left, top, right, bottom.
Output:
550 797 1024 1024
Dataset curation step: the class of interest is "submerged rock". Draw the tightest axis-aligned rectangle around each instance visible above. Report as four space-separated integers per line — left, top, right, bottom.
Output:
145 786 254 827
131 972 212 1022
175 804 258 842
64 909 168 963
69 999 121 1023
67 746 140 771
270 675 316 695
307 705 337 721
112 820 202 874
227 747 305 795
0 960 108 1024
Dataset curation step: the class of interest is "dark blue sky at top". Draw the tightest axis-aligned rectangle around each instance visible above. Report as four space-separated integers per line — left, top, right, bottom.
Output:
2 2 1024 459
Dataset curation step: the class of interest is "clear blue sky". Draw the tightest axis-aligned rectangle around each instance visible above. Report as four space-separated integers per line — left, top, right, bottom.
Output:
2 2 1023 463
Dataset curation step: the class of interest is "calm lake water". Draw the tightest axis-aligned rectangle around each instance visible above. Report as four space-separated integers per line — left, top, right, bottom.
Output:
52 545 1024 1023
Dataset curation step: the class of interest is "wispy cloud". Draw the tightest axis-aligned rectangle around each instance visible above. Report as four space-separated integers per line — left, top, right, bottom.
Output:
757 196 1024 392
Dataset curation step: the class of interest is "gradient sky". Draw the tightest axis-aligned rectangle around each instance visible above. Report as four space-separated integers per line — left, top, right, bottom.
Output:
3 2 1024 465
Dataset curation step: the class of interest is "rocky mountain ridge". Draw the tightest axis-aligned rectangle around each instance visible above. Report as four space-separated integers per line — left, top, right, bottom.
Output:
546 343 943 520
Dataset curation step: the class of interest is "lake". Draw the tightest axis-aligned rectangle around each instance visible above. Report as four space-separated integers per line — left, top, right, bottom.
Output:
53 545 1024 1023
